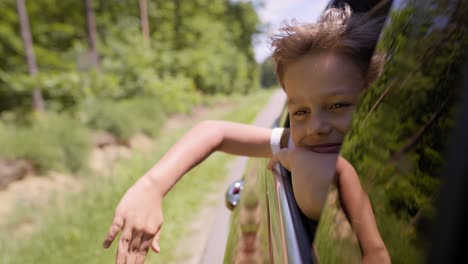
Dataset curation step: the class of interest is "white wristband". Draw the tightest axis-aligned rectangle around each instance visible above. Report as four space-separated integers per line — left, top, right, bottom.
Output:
270 127 285 155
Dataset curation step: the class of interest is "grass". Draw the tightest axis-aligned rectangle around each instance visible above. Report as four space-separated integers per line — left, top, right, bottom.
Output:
0 89 274 264
314 188 424 264
314 189 361 264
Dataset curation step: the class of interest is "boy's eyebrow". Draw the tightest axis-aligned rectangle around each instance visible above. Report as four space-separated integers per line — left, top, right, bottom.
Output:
325 89 356 97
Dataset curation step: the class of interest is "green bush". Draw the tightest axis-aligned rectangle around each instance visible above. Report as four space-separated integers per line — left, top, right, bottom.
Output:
80 97 167 141
141 75 200 114
171 47 259 94
0 70 124 112
0 113 91 173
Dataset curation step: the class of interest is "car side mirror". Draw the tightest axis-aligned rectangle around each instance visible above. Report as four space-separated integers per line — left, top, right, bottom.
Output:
225 179 244 211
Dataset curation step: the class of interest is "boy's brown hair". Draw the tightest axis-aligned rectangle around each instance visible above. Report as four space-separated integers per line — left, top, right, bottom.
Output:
271 4 384 90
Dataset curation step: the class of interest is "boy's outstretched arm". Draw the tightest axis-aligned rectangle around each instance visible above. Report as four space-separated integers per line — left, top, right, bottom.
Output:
102 120 272 264
143 120 272 195
335 157 390 263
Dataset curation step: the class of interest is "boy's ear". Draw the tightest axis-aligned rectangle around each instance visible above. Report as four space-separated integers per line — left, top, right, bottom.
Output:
366 52 386 85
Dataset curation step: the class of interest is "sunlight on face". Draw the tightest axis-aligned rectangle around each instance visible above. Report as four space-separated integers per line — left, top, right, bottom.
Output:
284 52 365 153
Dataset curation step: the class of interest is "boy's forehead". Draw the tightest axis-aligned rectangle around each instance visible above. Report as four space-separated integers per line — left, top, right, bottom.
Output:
283 52 365 96
286 53 362 78
286 85 359 104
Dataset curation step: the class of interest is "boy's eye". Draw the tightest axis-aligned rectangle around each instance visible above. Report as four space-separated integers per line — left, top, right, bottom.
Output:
329 103 351 110
293 109 308 116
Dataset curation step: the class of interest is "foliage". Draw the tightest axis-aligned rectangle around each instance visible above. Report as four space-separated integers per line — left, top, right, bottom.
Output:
79 97 166 141
260 56 279 88
0 113 91 173
0 0 262 171
0 0 261 115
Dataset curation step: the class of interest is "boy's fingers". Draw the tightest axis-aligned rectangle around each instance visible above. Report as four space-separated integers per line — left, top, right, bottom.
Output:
275 148 291 170
135 234 153 264
128 231 143 252
127 231 143 263
151 227 162 253
103 216 124 249
116 227 132 264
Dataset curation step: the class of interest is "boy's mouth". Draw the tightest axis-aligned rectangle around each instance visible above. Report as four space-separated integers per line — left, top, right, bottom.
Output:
304 143 342 154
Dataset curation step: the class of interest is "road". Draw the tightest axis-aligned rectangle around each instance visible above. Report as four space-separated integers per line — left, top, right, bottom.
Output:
198 89 287 264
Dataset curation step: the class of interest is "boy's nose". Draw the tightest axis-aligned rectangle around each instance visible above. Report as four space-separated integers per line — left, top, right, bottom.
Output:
307 113 332 136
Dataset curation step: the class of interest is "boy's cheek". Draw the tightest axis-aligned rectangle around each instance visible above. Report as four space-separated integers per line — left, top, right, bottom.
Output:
336 112 355 134
288 122 305 145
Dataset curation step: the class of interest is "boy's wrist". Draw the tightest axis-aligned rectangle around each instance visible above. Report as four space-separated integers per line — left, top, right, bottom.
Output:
141 171 167 196
362 244 390 263
361 242 388 258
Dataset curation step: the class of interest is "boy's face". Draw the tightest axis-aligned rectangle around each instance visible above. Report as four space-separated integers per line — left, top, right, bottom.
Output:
284 52 364 153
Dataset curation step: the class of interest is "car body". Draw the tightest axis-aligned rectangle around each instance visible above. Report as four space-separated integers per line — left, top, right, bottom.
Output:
224 0 468 263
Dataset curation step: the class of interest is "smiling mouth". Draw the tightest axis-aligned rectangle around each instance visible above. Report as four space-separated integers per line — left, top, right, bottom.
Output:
305 143 342 154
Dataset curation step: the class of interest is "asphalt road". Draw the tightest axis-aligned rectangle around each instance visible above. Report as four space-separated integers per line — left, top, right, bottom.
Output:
198 89 287 264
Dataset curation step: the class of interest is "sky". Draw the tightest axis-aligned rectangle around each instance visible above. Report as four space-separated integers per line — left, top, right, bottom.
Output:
253 0 330 63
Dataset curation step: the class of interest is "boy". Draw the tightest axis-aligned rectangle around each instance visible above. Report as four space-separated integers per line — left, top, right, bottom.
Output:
103 5 390 264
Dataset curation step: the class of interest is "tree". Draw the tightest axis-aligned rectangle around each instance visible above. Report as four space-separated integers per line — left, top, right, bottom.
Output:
139 0 150 47
84 0 99 68
16 0 43 112
0 0 262 114
260 56 278 88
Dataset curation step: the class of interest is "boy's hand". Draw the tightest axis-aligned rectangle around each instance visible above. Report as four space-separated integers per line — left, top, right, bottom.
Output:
103 177 164 264
268 146 338 219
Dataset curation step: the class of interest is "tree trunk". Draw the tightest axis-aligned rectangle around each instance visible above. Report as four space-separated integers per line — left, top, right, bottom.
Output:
16 0 44 112
139 0 150 47
173 0 181 49
391 96 451 163
85 0 100 68
381 97 451 190
409 191 439 228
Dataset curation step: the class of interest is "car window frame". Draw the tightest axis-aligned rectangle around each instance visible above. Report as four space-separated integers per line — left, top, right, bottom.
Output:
268 105 318 263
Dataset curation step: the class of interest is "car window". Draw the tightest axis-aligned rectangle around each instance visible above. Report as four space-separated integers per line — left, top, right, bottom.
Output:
314 0 468 263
